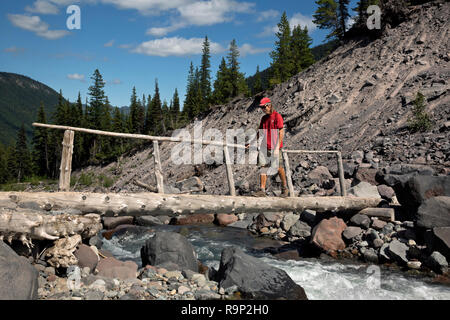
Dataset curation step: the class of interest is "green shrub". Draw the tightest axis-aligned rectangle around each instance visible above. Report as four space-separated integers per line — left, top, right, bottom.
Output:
408 92 432 132
78 172 94 186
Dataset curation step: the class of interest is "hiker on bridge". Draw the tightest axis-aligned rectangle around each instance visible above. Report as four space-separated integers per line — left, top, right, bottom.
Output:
249 97 289 197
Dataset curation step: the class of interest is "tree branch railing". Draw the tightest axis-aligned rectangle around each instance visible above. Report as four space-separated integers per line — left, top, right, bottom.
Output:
32 122 347 197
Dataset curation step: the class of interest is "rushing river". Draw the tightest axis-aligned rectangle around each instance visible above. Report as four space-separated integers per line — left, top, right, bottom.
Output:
101 224 450 300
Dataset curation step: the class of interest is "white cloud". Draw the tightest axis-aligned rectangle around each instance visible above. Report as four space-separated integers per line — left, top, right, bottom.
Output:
146 23 186 37
25 0 60 15
108 79 122 85
3 46 26 55
179 0 254 26
104 40 115 47
290 13 316 32
239 43 270 57
132 37 224 57
256 9 279 22
100 0 192 14
8 14 70 39
67 73 85 81
257 12 317 38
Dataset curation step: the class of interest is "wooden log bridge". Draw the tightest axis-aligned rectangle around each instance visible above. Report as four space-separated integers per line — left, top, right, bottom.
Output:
1 192 383 217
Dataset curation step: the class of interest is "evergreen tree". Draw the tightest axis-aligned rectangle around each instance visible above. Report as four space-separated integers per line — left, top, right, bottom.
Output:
152 79 164 135
270 12 294 85
200 36 212 112
183 62 198 120
13 124 32 182
137 95 146 134
252 65 263 95
212 57 232 104
226 39 248 98
337 0 350 39
170 88 180 129
144 94 153 135
87 69 106 128
72 92 85 168
32 102 49 177
313 0 341 40
129 86 139 133
0 143 8 184
291 25 315 74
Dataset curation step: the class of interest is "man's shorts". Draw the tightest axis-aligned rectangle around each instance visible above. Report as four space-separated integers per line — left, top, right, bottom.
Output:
258 149 284 175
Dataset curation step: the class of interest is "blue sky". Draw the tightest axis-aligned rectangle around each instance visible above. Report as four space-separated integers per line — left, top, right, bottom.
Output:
1 0 358 109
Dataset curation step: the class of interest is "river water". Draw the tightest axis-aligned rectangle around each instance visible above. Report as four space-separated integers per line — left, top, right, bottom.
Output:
101 224 450 300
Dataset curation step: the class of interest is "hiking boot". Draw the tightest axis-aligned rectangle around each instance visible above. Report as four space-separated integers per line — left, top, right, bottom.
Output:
252 190 267 197
280 187 289 198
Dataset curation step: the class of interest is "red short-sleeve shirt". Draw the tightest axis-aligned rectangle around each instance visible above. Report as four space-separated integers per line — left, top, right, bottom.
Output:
259 111 284 150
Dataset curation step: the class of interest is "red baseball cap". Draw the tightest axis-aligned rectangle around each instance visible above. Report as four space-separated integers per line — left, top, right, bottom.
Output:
259 97 271 106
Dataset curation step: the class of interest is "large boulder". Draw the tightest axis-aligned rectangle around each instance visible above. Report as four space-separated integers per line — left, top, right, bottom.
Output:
140 232 198 272
305 166 334 189
0 242 39 300
214 247 307 300
416 197 450 228
310 217 347 253
348 182 381 198
394 175 450 210
96 257 138 280
427 227 450 259
386 239 409 265
74 244 98 273
288 220 312 238
170 214 215 225
102 216 134 230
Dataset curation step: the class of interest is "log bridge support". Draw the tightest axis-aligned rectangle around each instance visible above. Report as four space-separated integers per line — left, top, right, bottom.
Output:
32 123 348 197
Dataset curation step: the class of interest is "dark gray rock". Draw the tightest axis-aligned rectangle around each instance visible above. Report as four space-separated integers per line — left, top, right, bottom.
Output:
395 175 450 210
343 226 363 241
416 196 450 228
350 214 371 229
425 251 448 274
361 247 379 264
377 184 396 200
288 220 312 238
300 209 316 226
214 247 307 300
0 242 39 300
135 216 163 227
140 231 198 272
387 239 409 265
428 227 450 259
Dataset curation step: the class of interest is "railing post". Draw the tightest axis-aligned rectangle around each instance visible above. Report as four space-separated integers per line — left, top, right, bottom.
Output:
59 130 74 191
153 140 164 194
336 151 347 196
282 151 295 197
223 145 236 196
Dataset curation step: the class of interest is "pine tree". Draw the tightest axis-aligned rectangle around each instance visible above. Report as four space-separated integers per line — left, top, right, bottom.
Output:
32 102 49 177
129 87 139 134
183 62 197 120
170 88 180 129
0 143 8 184
226 39 248 98
152 79 164 135
144 94 153 135
252 65 263 95
313 0 341 40
200 36 212 112
13 124 32 182
270 12 294 85
337 0 350 38
213 57 232 104
291 25 315 74
87 69 106 128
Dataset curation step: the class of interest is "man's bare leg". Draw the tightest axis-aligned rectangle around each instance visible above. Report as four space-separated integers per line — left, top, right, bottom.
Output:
260 174 267 191
278 167 289 197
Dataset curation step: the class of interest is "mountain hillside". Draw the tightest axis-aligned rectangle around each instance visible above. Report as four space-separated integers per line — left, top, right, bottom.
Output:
0 72 61 145
74 1 449 196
